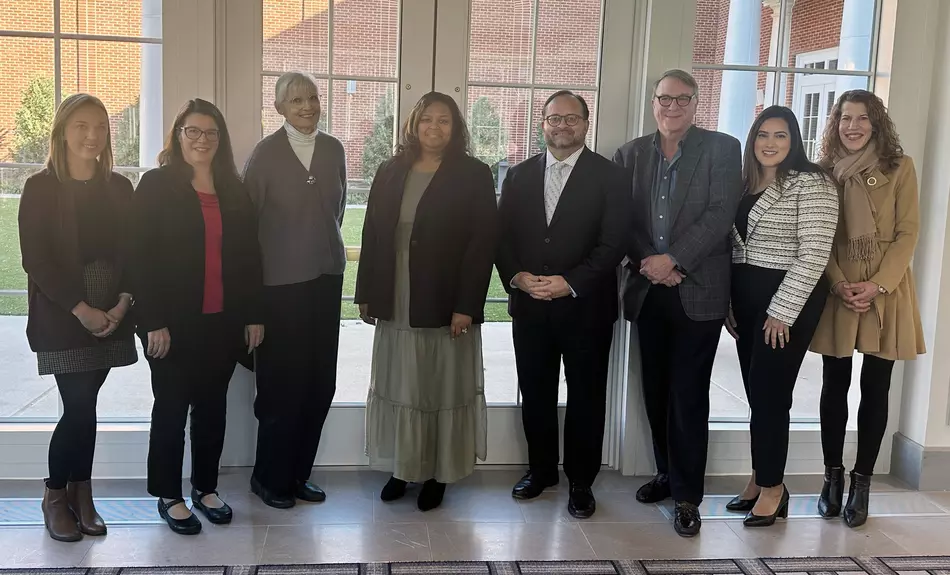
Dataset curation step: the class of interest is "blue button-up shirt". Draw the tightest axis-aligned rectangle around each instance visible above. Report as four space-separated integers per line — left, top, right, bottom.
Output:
651 132 684 254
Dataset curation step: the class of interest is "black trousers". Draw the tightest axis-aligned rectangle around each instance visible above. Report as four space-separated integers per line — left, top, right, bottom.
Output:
637 285 723 505
47 369 110 489
146 314 238 499
253 274 343 495
513 316 614 487
820 353 895 476
732 264 827 487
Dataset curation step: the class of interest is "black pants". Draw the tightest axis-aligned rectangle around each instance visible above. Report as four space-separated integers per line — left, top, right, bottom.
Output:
146 314 239 499
513 317 614 487
820 353 895 476
637 285 723 505
732 265 827 487
47 369 110 489
253 274 343 495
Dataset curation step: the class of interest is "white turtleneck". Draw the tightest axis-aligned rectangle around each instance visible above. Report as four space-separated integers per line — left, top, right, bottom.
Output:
284 121 317 171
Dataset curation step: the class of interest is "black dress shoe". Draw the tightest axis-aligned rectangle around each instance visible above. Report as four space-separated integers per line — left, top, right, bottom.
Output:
726 493 759 512
191 489 233 524
843 471 871 528
295 480 327 502
380 476 408 502
417 479 446 511
673 501 702 537
511 471 558 500
818 466 844 518
250 475 295 509
567 484 596 519
157 498 202 535
743 487 789 527
636 473 671 503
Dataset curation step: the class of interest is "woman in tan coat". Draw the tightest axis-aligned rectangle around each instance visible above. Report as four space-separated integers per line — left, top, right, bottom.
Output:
810 90 925 529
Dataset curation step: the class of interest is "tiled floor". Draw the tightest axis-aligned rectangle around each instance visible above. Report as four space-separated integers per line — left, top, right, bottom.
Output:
1 468 948 568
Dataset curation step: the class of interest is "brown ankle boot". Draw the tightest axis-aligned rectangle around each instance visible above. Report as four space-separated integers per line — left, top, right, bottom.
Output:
42 484 82 542
67 480 107 536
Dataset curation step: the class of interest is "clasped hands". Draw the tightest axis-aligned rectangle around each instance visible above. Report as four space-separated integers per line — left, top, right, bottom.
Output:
512 272 572 301
639 254 684 287
72 296 131 339
833 281 881 313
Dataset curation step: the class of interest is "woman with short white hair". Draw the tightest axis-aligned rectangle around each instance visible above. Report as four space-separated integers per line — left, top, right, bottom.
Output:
243 72 347 509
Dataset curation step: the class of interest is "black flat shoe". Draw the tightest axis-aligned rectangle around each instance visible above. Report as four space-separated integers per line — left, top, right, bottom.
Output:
380 476 408 502
295 480 327 502
743 487 789 527
157 498 201 535
250 475 295 509
567 483 596 519
191 489 233 525
636 473 671 504
511 471 558 500
726 493 759 512
673 501 702 537
818 466 845 518
417 479 446 512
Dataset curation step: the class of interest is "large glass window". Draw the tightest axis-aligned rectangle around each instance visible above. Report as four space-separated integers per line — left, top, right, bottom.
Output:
692 0 877 422
0 0 163 421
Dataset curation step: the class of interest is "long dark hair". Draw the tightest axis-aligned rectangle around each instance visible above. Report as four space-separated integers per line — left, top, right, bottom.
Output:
158 99 241 189
743 105 827 194
394 92 471 165
819 89 903 173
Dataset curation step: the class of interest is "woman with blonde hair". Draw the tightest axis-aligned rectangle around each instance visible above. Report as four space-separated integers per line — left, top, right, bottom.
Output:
811 89 925 528
19 94 137 542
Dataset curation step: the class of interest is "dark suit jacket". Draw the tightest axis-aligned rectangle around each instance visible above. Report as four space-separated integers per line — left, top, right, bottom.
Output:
354 154 498 327
128 166 263 352
497 147 630 327
613 126 743 322
19 169 135 352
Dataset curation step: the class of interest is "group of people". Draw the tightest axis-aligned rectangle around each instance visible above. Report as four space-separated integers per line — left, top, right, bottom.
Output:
20 67 923 544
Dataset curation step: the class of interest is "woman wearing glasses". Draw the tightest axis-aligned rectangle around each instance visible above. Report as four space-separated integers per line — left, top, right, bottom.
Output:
356 92 497 511
129 99 264 534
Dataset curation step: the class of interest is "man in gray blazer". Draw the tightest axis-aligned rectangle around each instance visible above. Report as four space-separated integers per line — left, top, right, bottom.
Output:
613 69 742 537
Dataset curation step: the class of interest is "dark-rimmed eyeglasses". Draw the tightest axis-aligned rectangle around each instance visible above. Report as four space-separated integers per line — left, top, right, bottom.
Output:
654 94 695 108
180 126 220 142
544 114 584 127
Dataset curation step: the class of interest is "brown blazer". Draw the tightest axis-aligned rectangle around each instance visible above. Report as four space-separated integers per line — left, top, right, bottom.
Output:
810 155 926 360
354 154 498 327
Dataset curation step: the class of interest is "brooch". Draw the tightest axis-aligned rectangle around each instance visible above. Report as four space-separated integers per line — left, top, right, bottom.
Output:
867 176 877 186
306 175 316 185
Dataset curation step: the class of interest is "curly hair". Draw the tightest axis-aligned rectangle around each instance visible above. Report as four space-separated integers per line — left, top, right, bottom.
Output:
818 89 903 173
395 92 471 165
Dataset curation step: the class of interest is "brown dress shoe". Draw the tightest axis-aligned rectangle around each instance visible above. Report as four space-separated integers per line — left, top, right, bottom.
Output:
42 485 82 542
67 480 107 536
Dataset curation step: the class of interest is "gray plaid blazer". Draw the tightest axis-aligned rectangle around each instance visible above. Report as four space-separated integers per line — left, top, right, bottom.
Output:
613 126 743 322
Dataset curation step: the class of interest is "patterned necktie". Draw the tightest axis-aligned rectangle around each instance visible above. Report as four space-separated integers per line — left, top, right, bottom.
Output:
545 162 566 225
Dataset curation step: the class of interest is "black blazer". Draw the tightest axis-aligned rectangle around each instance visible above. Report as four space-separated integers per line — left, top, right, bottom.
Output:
128 166 263 349
354 154 498 327
19 170 135 352
496 147 630 327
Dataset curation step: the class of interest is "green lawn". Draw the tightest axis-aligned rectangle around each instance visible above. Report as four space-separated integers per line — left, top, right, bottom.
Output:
0 200 511 321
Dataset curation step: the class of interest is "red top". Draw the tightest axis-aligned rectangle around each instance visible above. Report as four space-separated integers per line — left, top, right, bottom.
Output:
197 191 224 314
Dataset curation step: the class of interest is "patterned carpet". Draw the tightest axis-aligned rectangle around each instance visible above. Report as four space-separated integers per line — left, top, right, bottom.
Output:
2 557 950 575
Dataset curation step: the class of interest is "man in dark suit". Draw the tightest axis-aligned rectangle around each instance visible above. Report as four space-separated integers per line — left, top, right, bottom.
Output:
497 90 629 519
613 69 742 537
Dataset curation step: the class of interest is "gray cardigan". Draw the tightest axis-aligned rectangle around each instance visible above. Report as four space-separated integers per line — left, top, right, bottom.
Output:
243 128 347 287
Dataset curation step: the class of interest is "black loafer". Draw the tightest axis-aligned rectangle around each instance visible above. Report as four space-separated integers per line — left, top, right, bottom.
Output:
417 479 446 512
636 473 671 504
191 488 233 524
567 484 596 519
673 501 702 537
511 472 558 500
380 476 408 502
250 475 295 509
157 498 202 535
726 494 759 512
295 480 327 502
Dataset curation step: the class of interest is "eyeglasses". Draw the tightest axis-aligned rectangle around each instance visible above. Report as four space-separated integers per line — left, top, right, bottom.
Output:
544 114 584 127
654 94 695 108
286 95 320 107
180 126 220 142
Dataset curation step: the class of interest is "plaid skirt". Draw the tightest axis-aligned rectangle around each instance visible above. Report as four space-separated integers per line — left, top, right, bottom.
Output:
37 260 138 376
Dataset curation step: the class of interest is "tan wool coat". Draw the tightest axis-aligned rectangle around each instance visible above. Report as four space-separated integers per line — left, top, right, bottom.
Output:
810 155 926 361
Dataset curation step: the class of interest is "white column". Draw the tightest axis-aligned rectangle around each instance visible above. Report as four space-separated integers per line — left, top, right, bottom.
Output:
762 0 794 107
835 0 875 93
718 0 760 144
139 0 163 167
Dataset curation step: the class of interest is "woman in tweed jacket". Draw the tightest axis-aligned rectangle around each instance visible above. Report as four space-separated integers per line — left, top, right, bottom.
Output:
724 106 839 527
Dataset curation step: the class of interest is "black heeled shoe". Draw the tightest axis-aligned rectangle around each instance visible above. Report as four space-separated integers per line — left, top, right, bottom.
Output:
743 486 789 527
191 488 233 525
844 471 871 528
380 476 408 502
818 466 844 518
417 479 446 511
157 498 202 535
726 493 759 512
